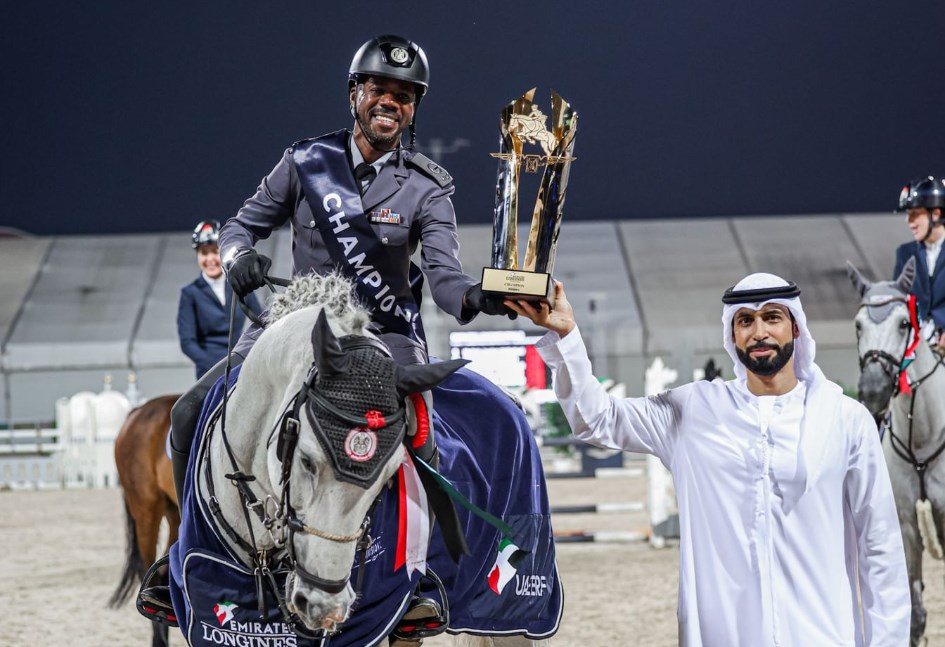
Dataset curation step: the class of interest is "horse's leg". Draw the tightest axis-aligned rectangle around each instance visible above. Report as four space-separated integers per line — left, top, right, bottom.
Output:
151 623 169 647
884 436 926 647
899 502 926 646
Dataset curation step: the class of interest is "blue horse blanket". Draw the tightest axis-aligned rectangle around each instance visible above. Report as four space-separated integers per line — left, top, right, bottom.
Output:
168 364 563 647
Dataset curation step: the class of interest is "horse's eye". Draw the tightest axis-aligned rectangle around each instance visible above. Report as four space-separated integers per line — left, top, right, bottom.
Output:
300 455 315 474
854 321 861 332
899 319 910 331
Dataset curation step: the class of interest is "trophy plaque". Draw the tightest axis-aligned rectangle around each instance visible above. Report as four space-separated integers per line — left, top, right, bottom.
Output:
483 88 577 306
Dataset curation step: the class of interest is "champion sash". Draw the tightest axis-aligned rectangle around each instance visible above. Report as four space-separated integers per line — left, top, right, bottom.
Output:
292 131 421 342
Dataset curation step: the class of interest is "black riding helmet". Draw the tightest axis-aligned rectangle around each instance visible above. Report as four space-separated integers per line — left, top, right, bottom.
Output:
348 35 429 99
348 35 429 150
192 220 220 249
897 176 945 212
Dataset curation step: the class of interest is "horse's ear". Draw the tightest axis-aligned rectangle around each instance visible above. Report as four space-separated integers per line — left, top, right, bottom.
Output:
312 309 349 376
394 359 469 398
845 260 871 298
896 256 917 294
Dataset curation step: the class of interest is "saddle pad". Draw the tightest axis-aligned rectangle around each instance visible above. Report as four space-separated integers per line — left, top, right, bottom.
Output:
169 363 563 645
179 549 324 647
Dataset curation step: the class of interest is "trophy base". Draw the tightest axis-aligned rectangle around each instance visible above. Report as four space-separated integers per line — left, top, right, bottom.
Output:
481 267 555 306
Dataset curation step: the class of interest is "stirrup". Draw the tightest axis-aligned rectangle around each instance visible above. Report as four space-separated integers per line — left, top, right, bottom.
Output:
135 554 179 628
390 570 449 642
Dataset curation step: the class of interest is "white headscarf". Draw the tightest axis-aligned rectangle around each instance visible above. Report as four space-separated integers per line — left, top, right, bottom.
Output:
721 272 839 512
721 272 820 385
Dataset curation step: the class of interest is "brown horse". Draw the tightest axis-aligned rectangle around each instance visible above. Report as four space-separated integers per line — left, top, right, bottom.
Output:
108 394 180 647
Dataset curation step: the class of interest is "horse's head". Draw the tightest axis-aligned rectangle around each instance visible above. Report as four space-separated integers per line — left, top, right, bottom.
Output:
846 257 917 417
278 308 465 633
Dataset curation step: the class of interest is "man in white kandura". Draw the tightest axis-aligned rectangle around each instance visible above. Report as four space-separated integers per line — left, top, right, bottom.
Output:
508 273 910 646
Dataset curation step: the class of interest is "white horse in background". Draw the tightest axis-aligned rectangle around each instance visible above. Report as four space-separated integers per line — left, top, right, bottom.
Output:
848 257 945 647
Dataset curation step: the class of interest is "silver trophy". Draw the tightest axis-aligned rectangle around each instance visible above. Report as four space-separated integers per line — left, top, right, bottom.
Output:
483 88 577 306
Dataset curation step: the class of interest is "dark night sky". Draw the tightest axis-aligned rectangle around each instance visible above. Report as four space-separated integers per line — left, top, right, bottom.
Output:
3 1 943 236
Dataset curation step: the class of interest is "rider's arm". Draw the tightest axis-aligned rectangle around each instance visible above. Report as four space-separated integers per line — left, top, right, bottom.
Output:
219 149 297 267
416 183 478 323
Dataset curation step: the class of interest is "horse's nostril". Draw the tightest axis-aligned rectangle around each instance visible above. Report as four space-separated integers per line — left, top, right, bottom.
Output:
292 590 308 612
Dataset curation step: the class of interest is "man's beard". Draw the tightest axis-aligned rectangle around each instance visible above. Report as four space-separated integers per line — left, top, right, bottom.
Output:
360 109 404 149
736 340 795 377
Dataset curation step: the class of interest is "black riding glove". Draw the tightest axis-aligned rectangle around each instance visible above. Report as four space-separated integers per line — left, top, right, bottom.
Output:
226 250 272 297
463 284 518 320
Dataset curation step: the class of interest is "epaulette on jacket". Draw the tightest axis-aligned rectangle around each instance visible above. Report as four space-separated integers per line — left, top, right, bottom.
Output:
406 153 453 188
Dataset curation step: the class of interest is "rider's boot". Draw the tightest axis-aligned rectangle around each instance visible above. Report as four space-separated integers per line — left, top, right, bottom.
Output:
171 445 190 505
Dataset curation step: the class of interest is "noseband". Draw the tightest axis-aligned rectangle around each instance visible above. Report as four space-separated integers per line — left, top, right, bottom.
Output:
275 335 406 596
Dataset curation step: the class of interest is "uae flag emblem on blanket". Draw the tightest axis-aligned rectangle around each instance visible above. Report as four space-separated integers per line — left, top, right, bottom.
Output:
488 538 527 594
214 601 237 625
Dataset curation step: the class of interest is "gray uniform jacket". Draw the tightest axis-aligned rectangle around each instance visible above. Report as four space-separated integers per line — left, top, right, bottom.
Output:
219 131 478 360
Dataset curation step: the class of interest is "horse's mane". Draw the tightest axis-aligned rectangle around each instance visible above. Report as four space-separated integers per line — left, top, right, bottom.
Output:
265 272 371 334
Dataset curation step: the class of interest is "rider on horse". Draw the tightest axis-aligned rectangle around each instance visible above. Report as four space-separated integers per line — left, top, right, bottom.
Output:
143 35 518 645
893 176 945 353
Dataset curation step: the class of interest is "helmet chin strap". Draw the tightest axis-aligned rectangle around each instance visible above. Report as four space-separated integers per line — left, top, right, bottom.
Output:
352 116 401 155
922 211 942 243
350 85 418 154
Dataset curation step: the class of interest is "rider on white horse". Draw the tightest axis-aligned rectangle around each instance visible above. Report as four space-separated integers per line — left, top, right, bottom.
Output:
143 35 520 646
893 175 945 352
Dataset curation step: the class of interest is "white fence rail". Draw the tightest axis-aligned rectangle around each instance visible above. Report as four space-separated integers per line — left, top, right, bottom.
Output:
0 384 133 489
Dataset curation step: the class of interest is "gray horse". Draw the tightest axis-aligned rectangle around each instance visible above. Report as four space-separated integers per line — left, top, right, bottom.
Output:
172 273 554 647
848 257 945 646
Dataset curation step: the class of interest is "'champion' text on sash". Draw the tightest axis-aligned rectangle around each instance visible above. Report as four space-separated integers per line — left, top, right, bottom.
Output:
322 193 417 327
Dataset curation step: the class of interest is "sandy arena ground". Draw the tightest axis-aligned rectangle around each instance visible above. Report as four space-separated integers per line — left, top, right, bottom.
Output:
2 470 944 646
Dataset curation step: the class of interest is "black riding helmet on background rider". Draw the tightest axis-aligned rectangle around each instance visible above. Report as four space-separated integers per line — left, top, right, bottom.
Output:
348 35 430 151
192 220 221 249
897 176 945 242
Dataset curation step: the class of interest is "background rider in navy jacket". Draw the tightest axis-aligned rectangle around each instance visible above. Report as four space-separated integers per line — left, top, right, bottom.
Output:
893 176 945 352
177 220 262 378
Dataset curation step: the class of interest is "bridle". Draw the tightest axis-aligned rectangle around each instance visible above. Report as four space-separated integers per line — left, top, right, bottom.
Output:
856 294 913 406
275 335 405 596
203 299 408 638
858 292 945 500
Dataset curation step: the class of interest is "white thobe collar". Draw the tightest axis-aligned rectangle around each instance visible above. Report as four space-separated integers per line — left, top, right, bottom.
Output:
732 371 841 512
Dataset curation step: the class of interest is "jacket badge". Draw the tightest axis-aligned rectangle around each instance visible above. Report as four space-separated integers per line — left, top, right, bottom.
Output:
369 209 402 225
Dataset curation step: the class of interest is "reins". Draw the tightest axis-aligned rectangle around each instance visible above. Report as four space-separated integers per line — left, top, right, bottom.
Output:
859 295 945 500
884 353 945 500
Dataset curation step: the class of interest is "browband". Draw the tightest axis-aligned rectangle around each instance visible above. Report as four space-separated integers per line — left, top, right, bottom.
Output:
721 281 801 304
